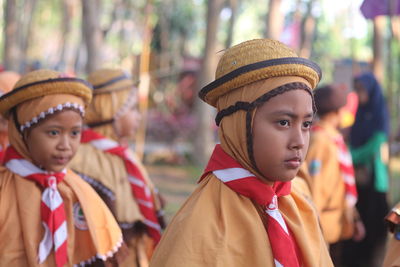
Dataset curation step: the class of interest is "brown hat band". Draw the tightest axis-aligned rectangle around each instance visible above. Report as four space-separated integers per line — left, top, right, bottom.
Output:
199 57 321 101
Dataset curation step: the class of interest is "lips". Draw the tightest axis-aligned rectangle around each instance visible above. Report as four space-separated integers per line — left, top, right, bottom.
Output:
53 155 71 165
284 156 302 169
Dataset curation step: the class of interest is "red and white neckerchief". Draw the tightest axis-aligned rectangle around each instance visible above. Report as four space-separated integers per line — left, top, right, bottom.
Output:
81 129 162 244
312 125 358 207
4 146 68 267
200 144 301 267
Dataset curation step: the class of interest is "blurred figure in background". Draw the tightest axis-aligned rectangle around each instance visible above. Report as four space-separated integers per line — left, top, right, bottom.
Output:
305 85 365 266
343 72 390 267
0 71 20 161
69 68 165 267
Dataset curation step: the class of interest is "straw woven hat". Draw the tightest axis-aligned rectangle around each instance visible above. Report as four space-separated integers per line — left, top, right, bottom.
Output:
0 69 92 117
87 68 136 94
199 39 322 107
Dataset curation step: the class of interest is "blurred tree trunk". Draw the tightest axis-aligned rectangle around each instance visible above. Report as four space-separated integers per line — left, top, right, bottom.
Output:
194 0 224 166
372 16 385 84
3 0 20 71
82 0 103 74
19 0 38 69
158 3 171 71
58 0 74 71
225 0 238 48
265 0 283 39
135 0 155 161
298 0 316 58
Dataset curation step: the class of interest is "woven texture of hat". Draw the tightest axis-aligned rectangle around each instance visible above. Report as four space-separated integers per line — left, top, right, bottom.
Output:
0 69 92 117
88 68 133 94
202 39 320 107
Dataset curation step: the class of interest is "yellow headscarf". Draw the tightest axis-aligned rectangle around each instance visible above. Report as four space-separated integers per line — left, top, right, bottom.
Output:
85 68 137 140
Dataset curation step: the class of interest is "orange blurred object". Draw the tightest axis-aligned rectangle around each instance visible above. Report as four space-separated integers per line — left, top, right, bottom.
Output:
340 91 359 129
0 71 21 94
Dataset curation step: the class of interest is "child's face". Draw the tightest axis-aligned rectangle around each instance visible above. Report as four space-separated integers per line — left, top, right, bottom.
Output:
25 110 83 172
252 89 313 182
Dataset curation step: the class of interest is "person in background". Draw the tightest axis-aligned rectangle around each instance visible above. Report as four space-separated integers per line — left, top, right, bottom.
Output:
305 84 365 266
69 68 165 267
0 69 125 266
150 38 333 267
342 72 390 267
0 71 20 161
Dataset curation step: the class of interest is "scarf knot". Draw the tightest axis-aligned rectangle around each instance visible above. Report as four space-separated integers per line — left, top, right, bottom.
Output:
4 146 68 267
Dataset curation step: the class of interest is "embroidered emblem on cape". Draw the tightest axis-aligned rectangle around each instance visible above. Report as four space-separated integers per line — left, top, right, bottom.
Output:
309 160 321 176
73 202 88 230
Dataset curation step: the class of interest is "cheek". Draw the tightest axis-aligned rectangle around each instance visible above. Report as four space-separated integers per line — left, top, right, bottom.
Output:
70 137 81 154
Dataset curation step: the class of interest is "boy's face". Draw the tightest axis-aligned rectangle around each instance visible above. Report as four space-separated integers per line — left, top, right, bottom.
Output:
252 89 313 182
25 110 82 172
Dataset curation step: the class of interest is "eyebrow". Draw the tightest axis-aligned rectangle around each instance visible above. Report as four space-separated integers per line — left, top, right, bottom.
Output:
270 110 314 119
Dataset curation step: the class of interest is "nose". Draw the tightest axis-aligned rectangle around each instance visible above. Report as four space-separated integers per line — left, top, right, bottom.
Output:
57 134 72 150
289 125 306 150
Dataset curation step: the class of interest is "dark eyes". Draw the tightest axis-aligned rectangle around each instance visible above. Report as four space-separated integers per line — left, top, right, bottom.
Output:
278 120 289 127
277 120 313 129
48 130 59 136
303 121 313 129
47 129 81 137
71 130 81 137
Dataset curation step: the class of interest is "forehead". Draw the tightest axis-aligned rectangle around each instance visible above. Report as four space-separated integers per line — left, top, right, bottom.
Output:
257 89 313 113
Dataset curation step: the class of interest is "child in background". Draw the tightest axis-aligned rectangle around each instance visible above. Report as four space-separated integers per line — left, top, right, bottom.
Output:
305 85 365 265
0 71 20 161
0 69 124 266
150 39 333 267
69 68 164 267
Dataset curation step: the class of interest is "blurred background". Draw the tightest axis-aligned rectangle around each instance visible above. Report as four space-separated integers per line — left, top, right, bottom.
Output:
1 0 400 220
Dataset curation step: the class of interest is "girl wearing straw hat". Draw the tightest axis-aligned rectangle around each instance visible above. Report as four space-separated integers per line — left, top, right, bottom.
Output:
0 69 125 266
69 68 165 267
150 39 333 267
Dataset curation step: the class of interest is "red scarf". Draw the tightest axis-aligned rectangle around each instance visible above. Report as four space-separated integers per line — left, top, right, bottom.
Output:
312 125 358 206
4 146 68 267
81 129 161 244
201 145 300 267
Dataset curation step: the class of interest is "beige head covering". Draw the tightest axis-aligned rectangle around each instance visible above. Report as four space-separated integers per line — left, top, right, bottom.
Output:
199 39 321 178
85 68 138 140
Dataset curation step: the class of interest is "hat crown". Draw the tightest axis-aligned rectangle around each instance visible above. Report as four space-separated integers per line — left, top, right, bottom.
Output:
215 39 298 79
13 69 61 89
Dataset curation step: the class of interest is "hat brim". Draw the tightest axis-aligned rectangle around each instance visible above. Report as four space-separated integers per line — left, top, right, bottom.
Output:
199 57 322 107
0 77 92 117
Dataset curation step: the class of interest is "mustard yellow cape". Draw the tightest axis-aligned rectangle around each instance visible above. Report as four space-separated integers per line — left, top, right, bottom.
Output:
150 174 332 267
305 120 354 243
